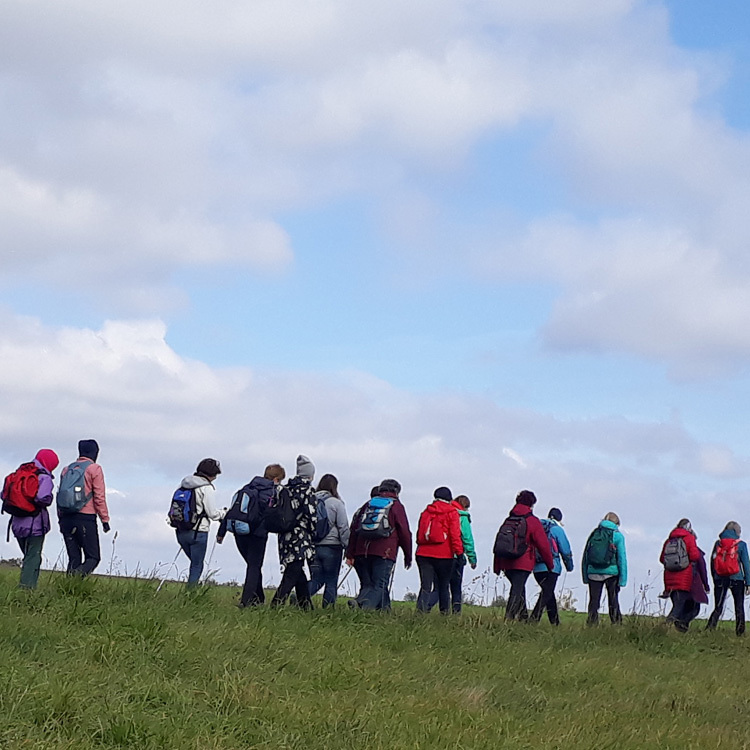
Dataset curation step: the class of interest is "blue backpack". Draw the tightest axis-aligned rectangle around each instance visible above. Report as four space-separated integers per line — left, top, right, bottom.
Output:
57 460 93 515
312 491 332 543
224 483 268 536
167 487 204 531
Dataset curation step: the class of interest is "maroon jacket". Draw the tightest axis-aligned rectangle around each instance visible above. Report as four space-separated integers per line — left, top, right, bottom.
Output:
346 492 413 566
660 527 700 592
493 503 554 573
690 548 709 604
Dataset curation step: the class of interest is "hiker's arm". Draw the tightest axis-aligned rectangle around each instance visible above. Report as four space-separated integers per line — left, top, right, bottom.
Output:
556 528 574 572
392 502 412 568
35 472 54 507
450 512 464 558
87 464 109 523
532 519 554 571
462 516 477 567
335 498 350 548
687 535 700 563
616 533 628 588
741 542 750 586
201 486 225 522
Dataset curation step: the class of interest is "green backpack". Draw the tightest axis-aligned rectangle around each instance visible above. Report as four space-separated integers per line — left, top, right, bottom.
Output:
586 526 616 568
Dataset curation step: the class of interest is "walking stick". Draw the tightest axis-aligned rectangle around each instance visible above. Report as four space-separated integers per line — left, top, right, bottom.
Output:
156 547 183 594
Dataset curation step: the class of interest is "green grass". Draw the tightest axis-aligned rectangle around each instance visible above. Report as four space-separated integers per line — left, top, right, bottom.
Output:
1 567 749 749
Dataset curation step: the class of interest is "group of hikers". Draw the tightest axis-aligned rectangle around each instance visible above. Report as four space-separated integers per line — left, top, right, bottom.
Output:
2 444 749 633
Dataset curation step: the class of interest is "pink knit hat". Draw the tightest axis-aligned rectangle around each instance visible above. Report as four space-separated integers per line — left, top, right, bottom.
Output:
35 449 60 473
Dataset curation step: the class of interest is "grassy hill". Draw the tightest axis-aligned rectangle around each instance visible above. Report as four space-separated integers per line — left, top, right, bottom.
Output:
1 567 749 749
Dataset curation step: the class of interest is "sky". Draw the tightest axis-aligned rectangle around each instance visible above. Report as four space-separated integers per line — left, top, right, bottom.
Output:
2 0 750 611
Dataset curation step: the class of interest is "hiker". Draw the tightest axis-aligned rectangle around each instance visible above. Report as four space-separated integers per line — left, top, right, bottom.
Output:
450 494 477 614
217 463 285 607
415 487 463 614
530 507 574 626
659 519 701 632
270 455 317 609
346 478 412 611
57 440 110 577
582 512 627 625
308 473 350 608
493 490 554 621
706 521 750 636
684 534 710 629
1 449 59 589
173 458 226 587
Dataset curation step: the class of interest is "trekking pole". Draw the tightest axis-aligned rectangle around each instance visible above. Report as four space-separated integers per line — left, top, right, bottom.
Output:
156 548 183 594
337 564 353 591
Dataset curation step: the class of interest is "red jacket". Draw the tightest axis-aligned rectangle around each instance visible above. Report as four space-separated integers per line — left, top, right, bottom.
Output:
493 504 554 573
346 493 413 566
415 500 463 559
660 527 700 591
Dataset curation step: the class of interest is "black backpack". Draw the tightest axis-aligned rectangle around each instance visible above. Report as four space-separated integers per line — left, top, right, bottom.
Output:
264 486 296 534
223 483 270 536
493 512 531 559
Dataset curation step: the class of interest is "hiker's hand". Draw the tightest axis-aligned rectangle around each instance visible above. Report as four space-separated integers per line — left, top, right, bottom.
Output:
102 522 110 533
404 562 412 570
471 563 477 570
216 536 224 545
345 558 353 567
746 586 750 596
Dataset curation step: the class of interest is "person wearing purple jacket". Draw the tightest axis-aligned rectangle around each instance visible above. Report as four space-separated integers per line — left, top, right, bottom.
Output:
10 449 60 589
679 541 709 632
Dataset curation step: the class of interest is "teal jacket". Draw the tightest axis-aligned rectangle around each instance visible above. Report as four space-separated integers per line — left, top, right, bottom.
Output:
582 520 627 588
457 509 477 566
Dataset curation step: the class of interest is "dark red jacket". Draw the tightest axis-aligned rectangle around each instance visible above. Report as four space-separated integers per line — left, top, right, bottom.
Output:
660 527 700 592
346 493 413 566
415 500 463 559
493 504 554 573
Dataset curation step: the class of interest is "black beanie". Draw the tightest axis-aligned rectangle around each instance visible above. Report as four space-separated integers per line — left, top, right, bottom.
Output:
78 439 99 462
434 486 452 502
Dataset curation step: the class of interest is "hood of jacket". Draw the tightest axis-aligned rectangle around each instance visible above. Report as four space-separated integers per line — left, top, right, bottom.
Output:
599 519 619 532
720 528 740 540
669 527 693 541
246 476 274 493
315 490 332 502
510 503 534 517
423 499 456 518
458 509 471 521
181 474 213 490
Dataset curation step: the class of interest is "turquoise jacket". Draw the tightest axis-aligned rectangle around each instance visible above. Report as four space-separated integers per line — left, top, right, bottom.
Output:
582 520 627 588
711 529 750 585
457 509 477 566
533 519 574 575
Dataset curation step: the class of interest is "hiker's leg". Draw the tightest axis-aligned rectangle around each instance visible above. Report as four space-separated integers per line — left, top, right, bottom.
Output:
730 580 745 636
236 534 266 606
319 544 343 607
77 514 101 577
449 557 465 614
272 559 303 606
433 557 454 614
371 557 395 611
416 556 437 612
587 581 603 625
706 578 729 629
18 534 44 589
293 560 313 609
308 546 325 597
671 591 692 631
60 515 83 574
606 577 622 624
530 572 547 623
505 569 530 621
545 573 561 625
352 556 371 608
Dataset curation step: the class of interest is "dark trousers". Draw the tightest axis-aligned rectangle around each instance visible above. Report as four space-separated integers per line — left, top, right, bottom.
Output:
666 590 695 632
530 571 560 625
450 556 466 614
309 544 343 607
234 533 268 606
504 568 530 621
17 535 45 589
271 559 312 609
353 556 395 611
59 513 101 577
587 577 621 625
707 578 746 636
416 555 454 614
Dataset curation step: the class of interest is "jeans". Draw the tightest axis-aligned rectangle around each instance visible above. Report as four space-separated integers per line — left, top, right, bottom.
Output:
308 544 343 607
587 577 621 625
530 571 560 625
450 556 466 614
353 556 395 611
504 569 530 621
234 533 268 606
59 513 101 577
176 529 209 587
17 535 45 589
707 578 745 636
666 590 695 632
271 559 312 608
416 556 454 614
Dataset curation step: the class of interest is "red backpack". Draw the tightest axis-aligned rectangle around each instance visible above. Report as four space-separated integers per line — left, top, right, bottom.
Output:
417 508 448 546
1 463 40 517
713 538 741 577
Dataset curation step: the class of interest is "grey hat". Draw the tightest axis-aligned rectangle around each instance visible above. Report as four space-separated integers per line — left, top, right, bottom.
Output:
296 454 315 480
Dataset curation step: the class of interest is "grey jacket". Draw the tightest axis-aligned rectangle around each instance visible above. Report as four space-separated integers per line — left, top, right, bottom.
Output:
316 490 350 548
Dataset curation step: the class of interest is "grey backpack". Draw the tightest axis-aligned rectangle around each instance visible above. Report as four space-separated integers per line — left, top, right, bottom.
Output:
663 537 690 572
56 460 93 514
